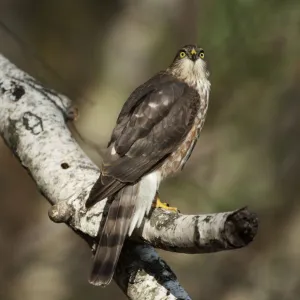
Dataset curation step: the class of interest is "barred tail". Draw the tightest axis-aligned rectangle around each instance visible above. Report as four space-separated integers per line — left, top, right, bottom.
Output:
88 184 139 286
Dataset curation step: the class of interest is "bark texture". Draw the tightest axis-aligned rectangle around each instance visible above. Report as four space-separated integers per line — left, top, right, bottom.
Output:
0 54 258 299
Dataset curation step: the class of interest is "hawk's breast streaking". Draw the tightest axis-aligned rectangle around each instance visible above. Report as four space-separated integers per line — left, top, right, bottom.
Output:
85 44 211 286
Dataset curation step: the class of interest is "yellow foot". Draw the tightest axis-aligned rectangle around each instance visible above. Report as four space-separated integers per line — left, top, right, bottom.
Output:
152 196 180 213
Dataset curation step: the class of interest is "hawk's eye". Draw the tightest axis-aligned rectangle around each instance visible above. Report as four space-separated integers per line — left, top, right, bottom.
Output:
199 51 205 59
179 51 186 58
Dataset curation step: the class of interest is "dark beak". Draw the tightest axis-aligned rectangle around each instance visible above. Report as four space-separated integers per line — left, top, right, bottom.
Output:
191 54 197 61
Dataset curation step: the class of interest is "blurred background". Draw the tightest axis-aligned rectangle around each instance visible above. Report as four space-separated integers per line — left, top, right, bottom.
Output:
0 0 299 299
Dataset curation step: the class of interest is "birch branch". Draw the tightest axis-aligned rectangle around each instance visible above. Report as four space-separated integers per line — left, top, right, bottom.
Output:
0 54 258 300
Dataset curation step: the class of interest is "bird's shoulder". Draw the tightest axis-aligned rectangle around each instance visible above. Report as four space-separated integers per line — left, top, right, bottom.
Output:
107 71 200 152
115 71 198 124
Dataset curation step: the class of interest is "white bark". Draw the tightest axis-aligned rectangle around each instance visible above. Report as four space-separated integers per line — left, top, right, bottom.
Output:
0 54 258 299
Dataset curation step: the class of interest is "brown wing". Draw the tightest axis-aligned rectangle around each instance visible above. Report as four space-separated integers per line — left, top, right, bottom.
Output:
86 73 200 207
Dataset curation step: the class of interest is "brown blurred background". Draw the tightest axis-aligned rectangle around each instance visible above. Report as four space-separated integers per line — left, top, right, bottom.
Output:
0 0 300 299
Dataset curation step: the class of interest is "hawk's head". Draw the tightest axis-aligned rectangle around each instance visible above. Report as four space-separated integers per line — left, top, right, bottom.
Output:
168 45 210 86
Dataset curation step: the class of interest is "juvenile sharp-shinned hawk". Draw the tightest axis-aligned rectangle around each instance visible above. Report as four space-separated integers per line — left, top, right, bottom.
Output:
85 44 211 286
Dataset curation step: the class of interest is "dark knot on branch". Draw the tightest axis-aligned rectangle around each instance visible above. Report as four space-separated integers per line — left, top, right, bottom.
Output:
224 207 258 248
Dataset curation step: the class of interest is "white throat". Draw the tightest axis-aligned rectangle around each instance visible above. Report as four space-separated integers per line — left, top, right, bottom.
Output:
170 59 211 98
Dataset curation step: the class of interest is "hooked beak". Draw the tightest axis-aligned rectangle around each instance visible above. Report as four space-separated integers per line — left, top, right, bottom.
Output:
190 48 197 62
191 54 197 61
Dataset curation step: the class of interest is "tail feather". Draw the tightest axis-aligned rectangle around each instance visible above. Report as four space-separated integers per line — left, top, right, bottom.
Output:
86 174 125 208
88 184 139 286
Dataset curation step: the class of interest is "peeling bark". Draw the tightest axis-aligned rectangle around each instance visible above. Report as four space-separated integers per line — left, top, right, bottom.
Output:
0 54 258 299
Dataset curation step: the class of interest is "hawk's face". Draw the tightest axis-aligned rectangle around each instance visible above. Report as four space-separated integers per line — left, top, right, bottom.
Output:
168 45 209 85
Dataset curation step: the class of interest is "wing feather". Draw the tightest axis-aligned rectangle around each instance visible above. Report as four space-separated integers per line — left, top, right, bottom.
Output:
86 73 199 206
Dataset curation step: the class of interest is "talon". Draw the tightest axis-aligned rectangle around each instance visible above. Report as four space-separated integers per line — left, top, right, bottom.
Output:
152 195 179 213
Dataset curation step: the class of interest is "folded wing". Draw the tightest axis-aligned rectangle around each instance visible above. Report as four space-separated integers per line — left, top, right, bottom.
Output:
86 74 200 207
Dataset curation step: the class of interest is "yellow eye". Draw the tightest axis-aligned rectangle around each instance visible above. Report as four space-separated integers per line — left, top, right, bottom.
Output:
199 51 205 59
179 51 186 58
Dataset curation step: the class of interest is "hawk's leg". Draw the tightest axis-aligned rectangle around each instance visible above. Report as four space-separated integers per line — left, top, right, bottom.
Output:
152 192 179 213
